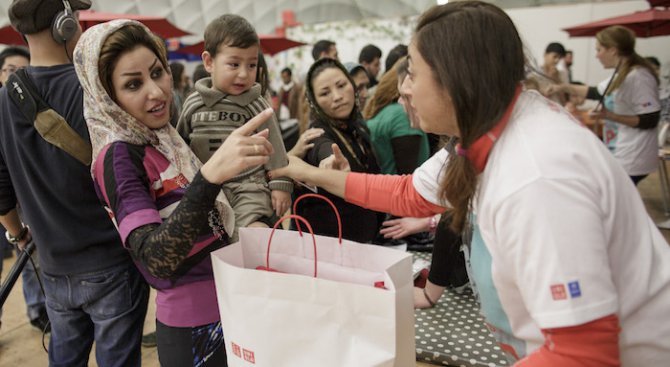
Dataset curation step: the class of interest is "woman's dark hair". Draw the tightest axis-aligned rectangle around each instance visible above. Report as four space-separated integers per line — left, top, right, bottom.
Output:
305 57 359 124
98 24 169 102
415 1 525 231
256 51 270 96
596 25 659 94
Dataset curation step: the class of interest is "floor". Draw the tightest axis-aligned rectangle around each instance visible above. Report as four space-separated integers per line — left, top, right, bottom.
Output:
1 171 669 367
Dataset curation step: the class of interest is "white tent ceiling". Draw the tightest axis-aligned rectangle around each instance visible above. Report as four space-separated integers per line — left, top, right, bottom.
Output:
1 1 629 40
0 0 435 41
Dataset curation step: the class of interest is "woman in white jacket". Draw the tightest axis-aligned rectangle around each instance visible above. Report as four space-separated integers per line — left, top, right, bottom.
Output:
270 2 670 366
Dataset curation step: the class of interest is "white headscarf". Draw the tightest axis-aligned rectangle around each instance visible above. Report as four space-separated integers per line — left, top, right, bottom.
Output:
74 19 234 234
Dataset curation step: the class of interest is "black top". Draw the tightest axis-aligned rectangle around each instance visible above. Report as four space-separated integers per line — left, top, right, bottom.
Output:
295 118 384 243
0 65 129 275
429 213 468 288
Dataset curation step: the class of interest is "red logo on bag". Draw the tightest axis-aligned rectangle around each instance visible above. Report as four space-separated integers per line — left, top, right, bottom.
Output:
231 342 241 357
243 349 255 363
551 284 567 300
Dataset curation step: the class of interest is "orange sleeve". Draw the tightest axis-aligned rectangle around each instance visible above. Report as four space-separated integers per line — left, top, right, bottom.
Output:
515 314 620 367
344 172 445 217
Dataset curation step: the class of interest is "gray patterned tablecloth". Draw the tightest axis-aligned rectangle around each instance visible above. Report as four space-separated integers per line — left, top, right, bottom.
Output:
413 252 510 367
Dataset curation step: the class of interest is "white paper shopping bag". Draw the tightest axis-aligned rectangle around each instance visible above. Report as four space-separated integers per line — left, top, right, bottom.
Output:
211 200 415 367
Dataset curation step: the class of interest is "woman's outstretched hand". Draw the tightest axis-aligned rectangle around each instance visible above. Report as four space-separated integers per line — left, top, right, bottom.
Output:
201 109 274 184
270 143 350 198
319 144 350 171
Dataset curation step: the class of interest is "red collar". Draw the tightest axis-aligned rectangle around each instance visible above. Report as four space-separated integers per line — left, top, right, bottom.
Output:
462 85 522 174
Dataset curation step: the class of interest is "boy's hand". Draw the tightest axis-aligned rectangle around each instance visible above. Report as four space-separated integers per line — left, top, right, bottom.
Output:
271 190 291 217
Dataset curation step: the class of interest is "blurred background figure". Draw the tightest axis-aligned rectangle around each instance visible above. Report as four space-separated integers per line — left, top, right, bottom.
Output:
540 42 568 104
646 56 661 77
564 49 574 83
384 44 408 76
169 62 190 116
311 39 338 60
358 44 382 89
278 67 301 120
191 63 209 87
344 62 370 110
363 57 429 175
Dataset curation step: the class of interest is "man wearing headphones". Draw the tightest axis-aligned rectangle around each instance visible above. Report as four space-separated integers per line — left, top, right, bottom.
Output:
0 1 148 366
0 46 51 335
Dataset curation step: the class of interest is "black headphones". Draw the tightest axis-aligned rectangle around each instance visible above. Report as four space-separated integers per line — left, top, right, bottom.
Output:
51 0 78 44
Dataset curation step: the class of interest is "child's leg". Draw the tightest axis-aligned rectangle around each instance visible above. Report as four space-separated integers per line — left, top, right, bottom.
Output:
222 172 275 232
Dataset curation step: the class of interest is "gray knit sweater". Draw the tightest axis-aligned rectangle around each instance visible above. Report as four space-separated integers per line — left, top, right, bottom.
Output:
177 78 292 192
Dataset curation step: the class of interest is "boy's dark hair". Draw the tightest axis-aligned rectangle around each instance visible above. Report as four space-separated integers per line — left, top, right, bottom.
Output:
358 44 382 64
0 46 31 69
311 40 335 60
281 67 292 76
384 44 408 73
204 14 259 56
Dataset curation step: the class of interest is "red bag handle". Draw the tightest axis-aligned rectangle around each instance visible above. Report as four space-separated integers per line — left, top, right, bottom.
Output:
291 193 342 244
266 214 318 277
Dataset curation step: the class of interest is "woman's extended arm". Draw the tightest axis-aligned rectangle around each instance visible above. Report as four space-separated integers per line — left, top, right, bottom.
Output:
270 145 445 217
547 83 590 99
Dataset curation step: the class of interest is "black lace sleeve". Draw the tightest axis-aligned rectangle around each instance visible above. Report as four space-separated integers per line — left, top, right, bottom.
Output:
126 171 221 279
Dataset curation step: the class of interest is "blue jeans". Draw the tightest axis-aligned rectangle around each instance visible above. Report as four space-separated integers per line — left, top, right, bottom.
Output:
42 261 149 367
17 247 47 320
0 223 45 322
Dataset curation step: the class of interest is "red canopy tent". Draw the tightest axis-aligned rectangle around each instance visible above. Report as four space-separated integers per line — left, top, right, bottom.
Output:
176 35 306 57
648 0 670 7
0 10 189 45
563 8 670 38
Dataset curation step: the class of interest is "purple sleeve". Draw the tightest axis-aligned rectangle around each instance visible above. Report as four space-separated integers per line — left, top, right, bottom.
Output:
94 143 162 246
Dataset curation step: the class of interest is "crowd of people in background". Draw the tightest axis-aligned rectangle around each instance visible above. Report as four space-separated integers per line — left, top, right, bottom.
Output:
0 0 669 366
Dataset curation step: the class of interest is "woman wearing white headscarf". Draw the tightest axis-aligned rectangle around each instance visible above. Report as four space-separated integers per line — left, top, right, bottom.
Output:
74 19 273 366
